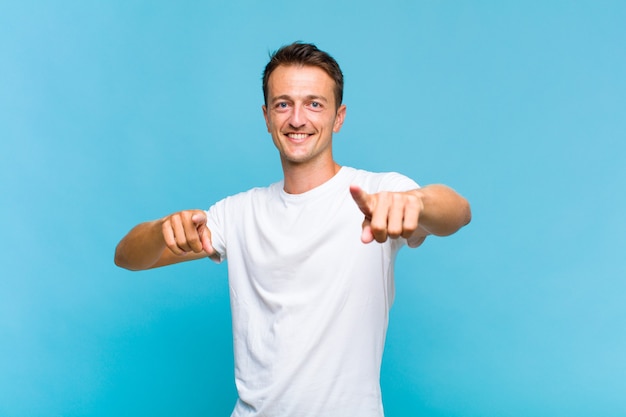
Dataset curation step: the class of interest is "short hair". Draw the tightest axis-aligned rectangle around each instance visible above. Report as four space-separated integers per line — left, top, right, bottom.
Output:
262 42 344 109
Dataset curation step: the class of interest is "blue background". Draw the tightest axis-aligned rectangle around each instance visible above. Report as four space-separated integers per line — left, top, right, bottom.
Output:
2 1 625 416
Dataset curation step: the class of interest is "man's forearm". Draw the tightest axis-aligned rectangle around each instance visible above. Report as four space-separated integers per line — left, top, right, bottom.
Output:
413 185 471 236
114 219 166 271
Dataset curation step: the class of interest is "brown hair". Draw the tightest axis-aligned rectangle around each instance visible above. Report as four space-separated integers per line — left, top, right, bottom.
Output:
262 42 344 109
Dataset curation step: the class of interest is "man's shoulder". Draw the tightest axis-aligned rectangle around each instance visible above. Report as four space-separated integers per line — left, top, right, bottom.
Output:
346 166 419 192
216 180 282 205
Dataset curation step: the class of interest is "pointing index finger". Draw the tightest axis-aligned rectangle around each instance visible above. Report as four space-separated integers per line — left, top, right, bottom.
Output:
191 211 207 226
349 184 372 216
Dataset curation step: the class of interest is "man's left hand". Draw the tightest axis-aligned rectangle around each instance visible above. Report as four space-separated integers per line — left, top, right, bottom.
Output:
349 185 424 244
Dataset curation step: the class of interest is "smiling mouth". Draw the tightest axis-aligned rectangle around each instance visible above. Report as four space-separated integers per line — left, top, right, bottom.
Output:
286 133 311 140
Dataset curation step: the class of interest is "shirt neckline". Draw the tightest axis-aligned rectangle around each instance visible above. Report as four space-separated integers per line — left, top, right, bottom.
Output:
277 166 354 204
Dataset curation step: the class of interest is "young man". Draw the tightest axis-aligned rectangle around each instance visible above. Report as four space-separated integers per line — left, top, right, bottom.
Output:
115 42 471 417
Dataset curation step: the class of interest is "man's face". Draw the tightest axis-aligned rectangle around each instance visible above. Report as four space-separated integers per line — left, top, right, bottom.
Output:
263 65 346 167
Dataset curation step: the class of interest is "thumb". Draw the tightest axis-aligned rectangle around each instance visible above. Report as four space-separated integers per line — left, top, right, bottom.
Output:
360 218 375 244
192 211 214 255
198 223 215 255
349 184 373 216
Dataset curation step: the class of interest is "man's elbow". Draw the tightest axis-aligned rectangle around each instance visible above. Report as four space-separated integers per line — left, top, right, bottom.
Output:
433 196 471 237
114 249 131 270
451 196 471 234
461 197 472 227
113 245 142 271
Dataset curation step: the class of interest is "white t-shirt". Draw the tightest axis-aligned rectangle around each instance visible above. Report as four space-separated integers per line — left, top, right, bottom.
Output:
206 167 419 417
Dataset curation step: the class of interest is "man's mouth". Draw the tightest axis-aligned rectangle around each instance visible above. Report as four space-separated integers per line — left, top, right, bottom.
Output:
286 133 311 140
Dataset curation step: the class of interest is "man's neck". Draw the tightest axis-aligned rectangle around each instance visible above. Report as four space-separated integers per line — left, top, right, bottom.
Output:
281 159 341 195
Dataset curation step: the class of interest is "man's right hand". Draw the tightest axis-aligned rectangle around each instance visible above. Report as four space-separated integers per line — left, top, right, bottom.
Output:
114 209 215 271
161 210 214 256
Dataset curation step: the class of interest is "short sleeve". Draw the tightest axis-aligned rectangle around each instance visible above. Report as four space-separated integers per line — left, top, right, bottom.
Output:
205 200 227 263
377 172 419 193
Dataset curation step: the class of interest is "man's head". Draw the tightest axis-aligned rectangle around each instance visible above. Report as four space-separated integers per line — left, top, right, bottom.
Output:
262 42 344 110
261 43 347 171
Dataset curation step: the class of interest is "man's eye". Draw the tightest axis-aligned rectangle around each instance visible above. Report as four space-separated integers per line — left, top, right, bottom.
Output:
310 102 321 108
275 102 288 109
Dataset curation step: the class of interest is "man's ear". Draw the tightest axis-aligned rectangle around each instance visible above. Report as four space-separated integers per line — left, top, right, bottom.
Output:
333 104 347 133
262 105 270 132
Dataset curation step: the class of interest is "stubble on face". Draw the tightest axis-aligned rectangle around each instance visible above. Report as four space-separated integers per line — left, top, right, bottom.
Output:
262 65 346 168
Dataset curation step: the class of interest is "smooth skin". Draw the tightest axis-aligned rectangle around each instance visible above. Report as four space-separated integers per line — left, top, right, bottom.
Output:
262 65 346 194
114 64 471 271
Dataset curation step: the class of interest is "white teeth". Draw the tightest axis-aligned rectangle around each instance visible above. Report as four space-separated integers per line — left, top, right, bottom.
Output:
288 133 309 139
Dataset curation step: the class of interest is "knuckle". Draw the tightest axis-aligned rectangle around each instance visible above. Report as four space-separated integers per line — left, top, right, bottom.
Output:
388 226 402 237
370 219 384 232
379 191 391 204
188 235 202 251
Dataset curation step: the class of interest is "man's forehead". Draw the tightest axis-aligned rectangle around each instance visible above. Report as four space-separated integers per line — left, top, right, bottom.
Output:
267 65 335 98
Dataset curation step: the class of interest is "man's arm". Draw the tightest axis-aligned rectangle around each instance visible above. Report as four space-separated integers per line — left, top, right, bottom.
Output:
350 184 471 247
114 210 215 271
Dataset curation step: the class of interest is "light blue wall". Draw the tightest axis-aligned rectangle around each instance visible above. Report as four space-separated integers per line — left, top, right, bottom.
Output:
1 1 625 416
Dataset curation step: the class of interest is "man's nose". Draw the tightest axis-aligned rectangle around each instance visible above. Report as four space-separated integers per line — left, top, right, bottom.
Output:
288 105 306 129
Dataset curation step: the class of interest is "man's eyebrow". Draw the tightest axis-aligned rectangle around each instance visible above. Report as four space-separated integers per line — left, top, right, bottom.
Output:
270 95 291 103
271 94 329 103
306 95 329 103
